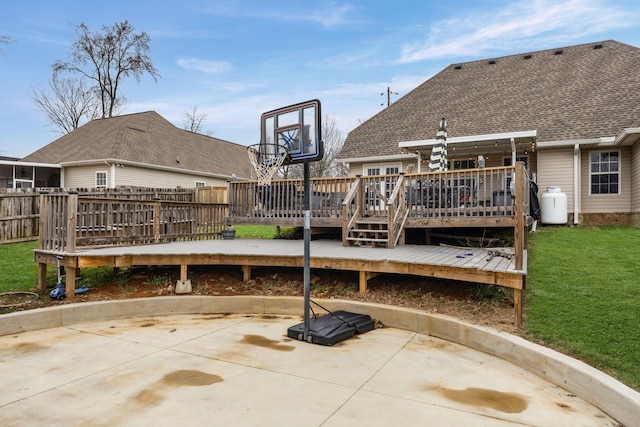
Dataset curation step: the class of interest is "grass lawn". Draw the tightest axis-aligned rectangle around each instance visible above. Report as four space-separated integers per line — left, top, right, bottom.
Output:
526 226 640 390
1 225 638 391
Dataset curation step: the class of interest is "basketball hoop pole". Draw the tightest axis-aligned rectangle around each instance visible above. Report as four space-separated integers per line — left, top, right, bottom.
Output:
303 162 311 341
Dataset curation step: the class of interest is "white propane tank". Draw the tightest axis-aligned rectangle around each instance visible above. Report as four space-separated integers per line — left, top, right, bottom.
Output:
541 187 568 224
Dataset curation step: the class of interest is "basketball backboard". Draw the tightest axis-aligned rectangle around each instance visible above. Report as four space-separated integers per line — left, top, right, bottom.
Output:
260 99 323 165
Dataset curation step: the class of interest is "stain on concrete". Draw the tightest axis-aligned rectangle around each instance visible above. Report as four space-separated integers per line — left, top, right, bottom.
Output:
162 370 223 387
13 342 48 354
132 370 223 409
433 386 528 413
241 334 295 352
555 402 574 410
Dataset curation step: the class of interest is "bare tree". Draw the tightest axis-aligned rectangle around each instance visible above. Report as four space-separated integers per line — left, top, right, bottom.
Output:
284 115 347 178
53 20 159 118
0 35 11 55
32 76 101 134
182 105 210 134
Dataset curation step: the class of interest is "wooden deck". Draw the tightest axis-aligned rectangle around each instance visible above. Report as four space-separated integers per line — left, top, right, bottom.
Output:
33 164 531 326
34 238 526 326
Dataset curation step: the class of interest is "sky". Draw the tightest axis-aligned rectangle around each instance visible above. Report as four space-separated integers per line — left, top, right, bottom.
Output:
1 0 640 158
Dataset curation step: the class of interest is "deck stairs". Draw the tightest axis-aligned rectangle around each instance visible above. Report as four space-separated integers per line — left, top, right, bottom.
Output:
345 218 389 248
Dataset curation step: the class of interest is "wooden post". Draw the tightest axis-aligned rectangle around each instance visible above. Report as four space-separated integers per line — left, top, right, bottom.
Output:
180 264 188 283
66 193 78 254
38 194 46 250
153 202 161 243
514 288 522 327
242 265 252 282
514 162 525 270
359 270 367 294
38 262 47 294
65 266 77 300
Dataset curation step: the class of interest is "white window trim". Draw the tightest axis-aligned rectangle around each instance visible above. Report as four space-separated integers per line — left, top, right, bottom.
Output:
195 181 206 187
96 171 108 189
363 163 401 176
588 149 621 196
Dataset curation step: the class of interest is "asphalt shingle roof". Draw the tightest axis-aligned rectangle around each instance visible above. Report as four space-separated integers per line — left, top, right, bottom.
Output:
340 40 640 159
22 111 253 178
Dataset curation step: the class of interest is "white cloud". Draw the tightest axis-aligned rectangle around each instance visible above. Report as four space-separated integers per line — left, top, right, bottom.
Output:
398 0 637 63
177 58 233 74
200 1 357 29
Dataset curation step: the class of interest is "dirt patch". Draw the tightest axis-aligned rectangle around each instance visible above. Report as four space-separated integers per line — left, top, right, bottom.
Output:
4 265 520 334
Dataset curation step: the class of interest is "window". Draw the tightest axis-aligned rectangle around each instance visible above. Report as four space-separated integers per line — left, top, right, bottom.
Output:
96 171 107 189
195 181 206 187
454 159 475 170
590 151 619 195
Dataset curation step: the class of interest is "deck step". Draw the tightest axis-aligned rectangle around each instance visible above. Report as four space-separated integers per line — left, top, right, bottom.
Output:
346 237 389 243
345 219 391 248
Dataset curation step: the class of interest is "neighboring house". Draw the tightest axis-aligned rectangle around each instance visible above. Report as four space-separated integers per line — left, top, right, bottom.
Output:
16 111 253 189
338 40 640 226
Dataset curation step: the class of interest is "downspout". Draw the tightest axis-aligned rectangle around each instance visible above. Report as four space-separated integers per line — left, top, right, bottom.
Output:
573 144 580 224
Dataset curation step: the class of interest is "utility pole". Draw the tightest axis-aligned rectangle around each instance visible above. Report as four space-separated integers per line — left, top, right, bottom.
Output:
380 86 398 107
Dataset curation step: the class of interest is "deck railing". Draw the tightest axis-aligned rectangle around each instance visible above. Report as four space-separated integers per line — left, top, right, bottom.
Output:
228 176 356 220
229 165 525 223
402 165 522 218
39 194 228 252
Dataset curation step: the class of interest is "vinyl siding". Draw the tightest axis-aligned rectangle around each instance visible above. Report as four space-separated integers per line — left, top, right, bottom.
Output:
536 148 575 213
64 165 110 189
114 165 227 188
64 164 228 189
581 147 631 213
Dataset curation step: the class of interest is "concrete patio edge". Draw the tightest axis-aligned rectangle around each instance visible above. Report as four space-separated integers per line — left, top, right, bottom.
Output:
1 295 638 426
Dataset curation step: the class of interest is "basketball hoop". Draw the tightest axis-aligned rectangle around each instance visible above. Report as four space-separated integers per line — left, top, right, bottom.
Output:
247 143 288 186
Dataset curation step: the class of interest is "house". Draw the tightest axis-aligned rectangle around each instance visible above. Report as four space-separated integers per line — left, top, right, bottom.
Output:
337 40 640 226
17 111 253 189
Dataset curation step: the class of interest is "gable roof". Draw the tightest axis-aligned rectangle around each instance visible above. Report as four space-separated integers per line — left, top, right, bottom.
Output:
339 40 640 160
21 111 253 179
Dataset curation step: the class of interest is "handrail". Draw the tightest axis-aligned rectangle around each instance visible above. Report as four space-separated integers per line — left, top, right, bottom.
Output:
386 174 406 248
341 177 362 244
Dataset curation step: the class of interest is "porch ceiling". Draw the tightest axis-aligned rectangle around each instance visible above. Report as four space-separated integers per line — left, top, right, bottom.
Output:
398 130 536 158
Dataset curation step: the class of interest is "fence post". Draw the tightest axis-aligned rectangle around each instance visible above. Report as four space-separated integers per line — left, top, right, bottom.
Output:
153 201 161 243
66 193 78 253
38 194 47 250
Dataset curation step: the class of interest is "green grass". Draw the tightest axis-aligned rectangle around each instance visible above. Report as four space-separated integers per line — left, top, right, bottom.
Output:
1 225 639 390
526 226 640 390
0 240 49 293
233 225 297 239
233 225 279 239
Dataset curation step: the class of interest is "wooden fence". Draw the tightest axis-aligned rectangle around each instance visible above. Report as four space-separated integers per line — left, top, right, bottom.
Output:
0 187 198 244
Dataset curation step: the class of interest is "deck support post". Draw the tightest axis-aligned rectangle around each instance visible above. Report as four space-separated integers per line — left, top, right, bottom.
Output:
359 271 367 294
38 262 47 293
180 264 188 283
242 265 252 282
65 266 77 300
358 271 380 294
514 288 522 328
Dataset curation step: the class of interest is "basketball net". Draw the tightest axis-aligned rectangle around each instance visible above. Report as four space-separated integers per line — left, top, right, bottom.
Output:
247 143 288 186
